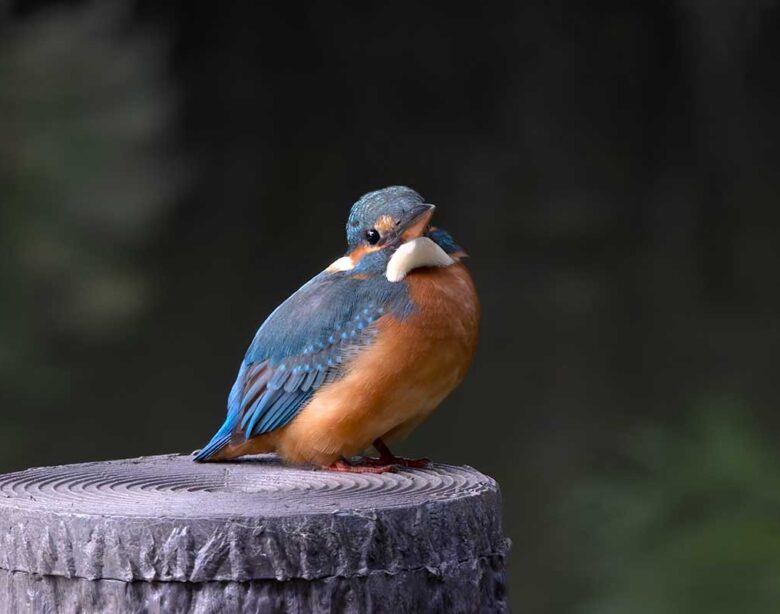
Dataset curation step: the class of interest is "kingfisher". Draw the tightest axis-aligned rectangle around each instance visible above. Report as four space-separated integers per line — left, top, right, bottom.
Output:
194 186 480 472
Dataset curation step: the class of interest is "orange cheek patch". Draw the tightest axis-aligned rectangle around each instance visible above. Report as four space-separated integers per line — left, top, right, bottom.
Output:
374 215 398 235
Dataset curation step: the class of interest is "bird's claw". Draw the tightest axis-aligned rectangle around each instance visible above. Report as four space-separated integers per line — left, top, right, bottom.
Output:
322 455 430 473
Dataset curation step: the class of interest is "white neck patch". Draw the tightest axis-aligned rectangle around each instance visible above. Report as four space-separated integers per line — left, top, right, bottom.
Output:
326 255 354 272
386 237 454 282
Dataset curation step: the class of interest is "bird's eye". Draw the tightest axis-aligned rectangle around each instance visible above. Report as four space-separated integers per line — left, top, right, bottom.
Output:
365 229 380 245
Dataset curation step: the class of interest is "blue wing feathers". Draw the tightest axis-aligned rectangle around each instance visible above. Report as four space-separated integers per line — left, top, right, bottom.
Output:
258 389 313 433
194 268 412 461
284 370 306 392
245 272 405 365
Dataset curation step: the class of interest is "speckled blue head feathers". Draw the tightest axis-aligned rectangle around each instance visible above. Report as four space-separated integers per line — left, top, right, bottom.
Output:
346 186 433 250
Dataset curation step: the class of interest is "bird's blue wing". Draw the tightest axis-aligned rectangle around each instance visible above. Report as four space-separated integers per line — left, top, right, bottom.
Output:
195 269 411 460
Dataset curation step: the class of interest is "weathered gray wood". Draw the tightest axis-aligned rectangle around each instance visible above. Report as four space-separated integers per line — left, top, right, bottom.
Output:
0 454 509 613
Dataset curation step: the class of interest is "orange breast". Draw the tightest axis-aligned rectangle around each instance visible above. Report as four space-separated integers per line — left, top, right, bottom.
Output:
270 262 480 466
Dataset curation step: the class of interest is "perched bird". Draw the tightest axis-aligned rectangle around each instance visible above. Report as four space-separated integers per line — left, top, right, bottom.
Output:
195 186 479 472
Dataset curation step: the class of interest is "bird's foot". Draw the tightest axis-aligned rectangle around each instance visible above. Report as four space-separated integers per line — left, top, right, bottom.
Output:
323 459 397 474
369 438 431 469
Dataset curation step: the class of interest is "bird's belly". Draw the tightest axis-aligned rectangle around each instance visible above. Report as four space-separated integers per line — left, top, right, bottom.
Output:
275 263 479 465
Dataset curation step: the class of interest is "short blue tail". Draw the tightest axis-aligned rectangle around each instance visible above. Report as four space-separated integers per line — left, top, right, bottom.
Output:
195 362 248 462
193 430 232 462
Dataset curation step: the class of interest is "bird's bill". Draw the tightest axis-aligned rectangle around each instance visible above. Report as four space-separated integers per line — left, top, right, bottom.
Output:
399 204 436 242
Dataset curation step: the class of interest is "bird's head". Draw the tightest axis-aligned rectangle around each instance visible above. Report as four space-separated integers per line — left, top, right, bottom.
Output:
346 186 434 252
327 186 465 280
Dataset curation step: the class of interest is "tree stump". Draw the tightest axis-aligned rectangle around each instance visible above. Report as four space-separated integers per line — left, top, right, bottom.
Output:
0 454 509 613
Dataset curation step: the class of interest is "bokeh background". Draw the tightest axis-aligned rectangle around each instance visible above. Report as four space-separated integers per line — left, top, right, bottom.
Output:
3 1 780 611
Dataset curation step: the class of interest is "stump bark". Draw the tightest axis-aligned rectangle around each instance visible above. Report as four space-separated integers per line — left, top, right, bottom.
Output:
0 454 510 613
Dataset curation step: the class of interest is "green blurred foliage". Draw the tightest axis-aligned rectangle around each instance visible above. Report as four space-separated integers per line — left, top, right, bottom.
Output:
0 2 180 462
564 401 780 614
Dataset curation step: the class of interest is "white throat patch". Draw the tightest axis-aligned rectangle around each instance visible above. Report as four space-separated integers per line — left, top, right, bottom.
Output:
386 237 454 282
326 256 354 272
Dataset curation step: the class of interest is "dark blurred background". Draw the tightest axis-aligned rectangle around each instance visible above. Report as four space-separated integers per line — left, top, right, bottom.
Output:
2 1 780 611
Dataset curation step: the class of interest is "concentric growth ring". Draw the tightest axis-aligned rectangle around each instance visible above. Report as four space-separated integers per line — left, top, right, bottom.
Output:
0 454 489 517
0 454 506 584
